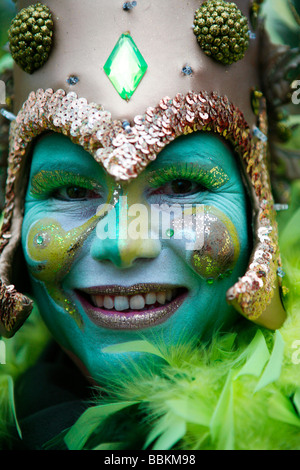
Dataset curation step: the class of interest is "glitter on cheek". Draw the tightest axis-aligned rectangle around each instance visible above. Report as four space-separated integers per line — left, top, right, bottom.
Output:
171 205 240 282
192 206 240 282
25 212 103 327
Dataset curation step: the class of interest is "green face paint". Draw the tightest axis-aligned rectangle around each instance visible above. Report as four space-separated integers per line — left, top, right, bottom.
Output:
25 190 116 327
21 132 251 384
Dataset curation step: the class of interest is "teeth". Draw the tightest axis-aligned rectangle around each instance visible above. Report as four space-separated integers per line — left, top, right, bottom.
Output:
91 295 104 308
114 296 129 311
157 292 166 305
166 289 172 301
91 288 179 311
145 292 156 305
130 295 145 310
103 295 114 310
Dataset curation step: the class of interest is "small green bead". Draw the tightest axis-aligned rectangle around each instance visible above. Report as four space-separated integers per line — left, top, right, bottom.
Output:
31 24 39 34
41 26 49 35
166 229 174 238
24 31 33 41
221 25 229 35
20 23 28 33
210 24 220 36
37 236 44 245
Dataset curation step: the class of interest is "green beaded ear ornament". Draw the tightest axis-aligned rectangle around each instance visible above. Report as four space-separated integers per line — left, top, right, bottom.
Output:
8 3 54 74
193 0 250 65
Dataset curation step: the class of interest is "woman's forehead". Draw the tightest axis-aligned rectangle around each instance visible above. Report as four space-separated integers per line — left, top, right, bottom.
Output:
30 132 238 180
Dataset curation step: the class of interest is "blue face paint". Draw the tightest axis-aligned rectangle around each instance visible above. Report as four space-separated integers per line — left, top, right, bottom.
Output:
22 132 250 383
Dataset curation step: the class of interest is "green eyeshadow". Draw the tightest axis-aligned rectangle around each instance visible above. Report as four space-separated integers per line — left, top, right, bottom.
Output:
29 170 101 199
147 162 229 190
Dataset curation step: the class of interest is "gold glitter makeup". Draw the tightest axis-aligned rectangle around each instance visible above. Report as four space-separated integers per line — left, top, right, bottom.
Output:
27 216 98 326
191 205 240 281
172 204 240 281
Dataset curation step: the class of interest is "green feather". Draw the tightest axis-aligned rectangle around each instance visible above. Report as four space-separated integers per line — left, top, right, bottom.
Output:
254 331 285 392
102 340 167 362
294 389 300 415
64 401 139 451
268 392 300 428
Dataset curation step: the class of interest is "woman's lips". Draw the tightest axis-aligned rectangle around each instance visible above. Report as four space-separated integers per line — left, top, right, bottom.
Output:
75 284 188 330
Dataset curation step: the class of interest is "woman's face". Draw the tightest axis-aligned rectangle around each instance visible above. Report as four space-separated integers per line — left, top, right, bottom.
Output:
21 132 250 382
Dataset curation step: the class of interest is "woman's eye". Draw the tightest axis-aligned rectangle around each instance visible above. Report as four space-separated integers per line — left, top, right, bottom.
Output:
171 179 194 194
154 179 206 197
53 186 101 200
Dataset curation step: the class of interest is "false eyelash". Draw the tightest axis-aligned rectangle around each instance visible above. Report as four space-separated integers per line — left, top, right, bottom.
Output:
147 162 229 190
30 170 100 198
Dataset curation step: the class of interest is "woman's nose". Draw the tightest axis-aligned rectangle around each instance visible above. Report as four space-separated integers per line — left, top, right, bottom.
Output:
90 236 161 268
90 200 161 268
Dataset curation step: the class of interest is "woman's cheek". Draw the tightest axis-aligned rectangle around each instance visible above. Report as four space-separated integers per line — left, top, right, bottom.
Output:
22 211 100 328
170 205 241 283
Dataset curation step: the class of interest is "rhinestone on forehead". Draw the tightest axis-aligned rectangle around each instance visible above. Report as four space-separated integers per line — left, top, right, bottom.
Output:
0 88 281 335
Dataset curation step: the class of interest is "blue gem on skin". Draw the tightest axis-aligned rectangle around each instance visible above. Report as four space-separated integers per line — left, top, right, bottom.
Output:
123 1 137 10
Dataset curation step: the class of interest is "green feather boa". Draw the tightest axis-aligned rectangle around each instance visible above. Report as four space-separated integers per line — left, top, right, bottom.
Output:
1 203 300 451
59 313 300 451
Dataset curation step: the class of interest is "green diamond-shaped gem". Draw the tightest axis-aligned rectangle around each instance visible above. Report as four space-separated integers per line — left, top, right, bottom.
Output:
104 33 148 101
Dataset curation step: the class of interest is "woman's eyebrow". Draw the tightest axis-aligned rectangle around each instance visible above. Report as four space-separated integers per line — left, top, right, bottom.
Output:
31 168 86 179
30 159 94 177
173 147 229 164
148 149 229 173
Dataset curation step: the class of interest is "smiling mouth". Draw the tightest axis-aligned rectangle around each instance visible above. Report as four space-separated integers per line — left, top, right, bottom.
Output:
75 284 188 330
